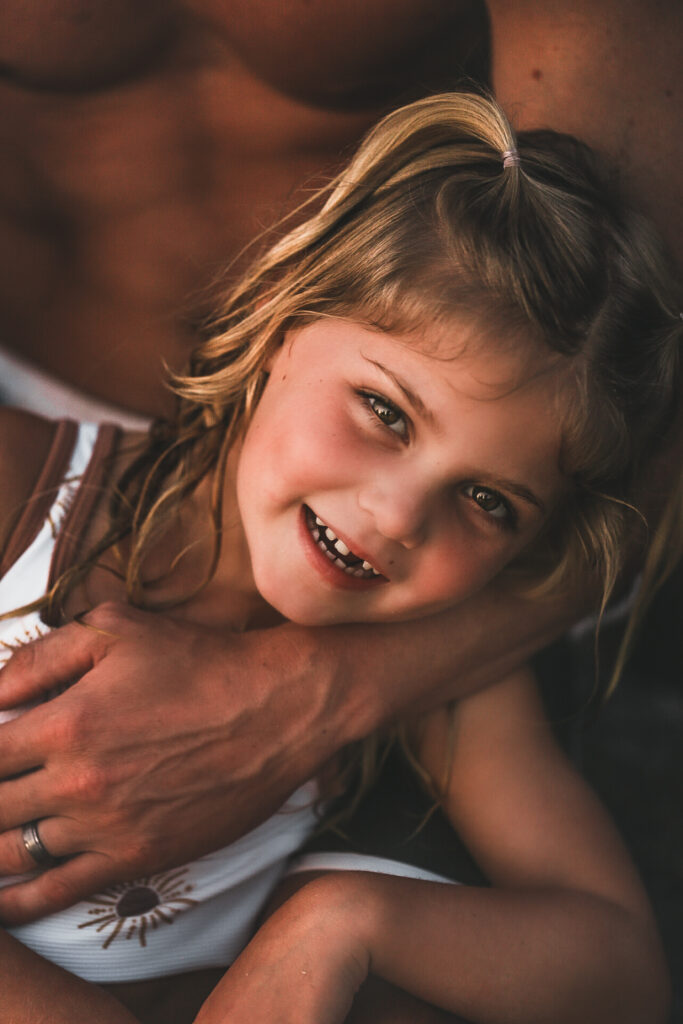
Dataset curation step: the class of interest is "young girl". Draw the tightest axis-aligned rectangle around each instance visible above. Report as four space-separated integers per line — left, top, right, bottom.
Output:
0 91 679 1023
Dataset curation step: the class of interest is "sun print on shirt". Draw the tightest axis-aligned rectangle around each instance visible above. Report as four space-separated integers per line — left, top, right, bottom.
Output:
77 869 197 949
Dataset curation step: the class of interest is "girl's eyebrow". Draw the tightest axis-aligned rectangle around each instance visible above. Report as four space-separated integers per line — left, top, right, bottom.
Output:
364 357 436 427
364 356 547 516
485 477 547 515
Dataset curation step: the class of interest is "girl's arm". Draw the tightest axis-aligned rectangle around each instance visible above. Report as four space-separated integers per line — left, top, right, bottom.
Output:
0 927 140 1024
197 668 669 1024
355 669 670 1022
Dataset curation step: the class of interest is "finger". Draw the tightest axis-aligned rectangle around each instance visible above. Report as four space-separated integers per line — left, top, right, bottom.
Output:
0 851 113 925
0 698 62 778
0 816 75 877
0 620 101 707
0 769 57 832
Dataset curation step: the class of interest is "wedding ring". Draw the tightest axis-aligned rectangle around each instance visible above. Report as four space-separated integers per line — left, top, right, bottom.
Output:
21 820 58 869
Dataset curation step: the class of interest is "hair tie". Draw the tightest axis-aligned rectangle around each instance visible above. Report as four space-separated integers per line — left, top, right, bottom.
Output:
502 148 520 169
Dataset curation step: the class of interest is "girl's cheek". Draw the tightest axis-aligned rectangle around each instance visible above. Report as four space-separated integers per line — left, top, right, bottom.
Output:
250 414 364 503
420 537 512 604
285 408 369 476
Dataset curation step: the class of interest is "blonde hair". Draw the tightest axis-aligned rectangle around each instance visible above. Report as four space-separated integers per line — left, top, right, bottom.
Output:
19 93 683 694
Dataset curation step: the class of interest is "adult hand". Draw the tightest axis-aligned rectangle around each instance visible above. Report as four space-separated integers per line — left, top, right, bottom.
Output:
0 582 578 925
0 602 349 925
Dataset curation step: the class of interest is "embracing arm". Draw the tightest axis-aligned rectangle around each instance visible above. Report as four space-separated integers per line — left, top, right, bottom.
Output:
0 575 585 923
199 669 669 1024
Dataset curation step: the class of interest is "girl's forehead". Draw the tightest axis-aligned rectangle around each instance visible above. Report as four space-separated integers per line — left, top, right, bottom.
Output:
326 315 566 400
283 318 571 425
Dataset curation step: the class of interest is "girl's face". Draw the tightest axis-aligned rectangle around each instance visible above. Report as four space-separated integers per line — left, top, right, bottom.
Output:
236 319 567 626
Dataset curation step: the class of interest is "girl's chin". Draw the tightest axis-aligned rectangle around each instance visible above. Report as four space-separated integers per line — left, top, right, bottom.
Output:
262 598 440 628
253 592 359 627
253 575 455 625
247 585 333 627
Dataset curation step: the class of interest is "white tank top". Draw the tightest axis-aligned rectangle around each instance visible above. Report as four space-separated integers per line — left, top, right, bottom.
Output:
0 420 318 982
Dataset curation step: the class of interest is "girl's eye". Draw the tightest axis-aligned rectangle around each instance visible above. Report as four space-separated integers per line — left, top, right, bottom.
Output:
364 393 408 438
463 484 515 525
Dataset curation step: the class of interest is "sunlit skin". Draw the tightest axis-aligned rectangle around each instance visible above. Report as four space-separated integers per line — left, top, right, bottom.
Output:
234 318 568 627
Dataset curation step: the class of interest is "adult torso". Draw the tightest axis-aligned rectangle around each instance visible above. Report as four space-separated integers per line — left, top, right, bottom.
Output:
0 0 488 419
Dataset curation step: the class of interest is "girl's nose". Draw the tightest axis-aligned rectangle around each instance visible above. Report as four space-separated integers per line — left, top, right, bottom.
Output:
358 479 428 549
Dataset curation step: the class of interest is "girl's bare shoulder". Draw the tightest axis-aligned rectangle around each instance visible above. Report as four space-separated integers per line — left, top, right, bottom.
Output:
0 408 59 549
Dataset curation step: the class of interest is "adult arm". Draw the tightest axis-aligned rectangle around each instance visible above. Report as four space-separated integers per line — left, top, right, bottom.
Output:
489 0 683 272
0 579 584 924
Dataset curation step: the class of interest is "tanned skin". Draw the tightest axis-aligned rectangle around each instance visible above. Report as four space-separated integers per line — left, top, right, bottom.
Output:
0 9 679 1016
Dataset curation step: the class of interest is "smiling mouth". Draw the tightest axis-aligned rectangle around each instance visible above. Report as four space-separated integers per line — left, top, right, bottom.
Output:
304 506 382 579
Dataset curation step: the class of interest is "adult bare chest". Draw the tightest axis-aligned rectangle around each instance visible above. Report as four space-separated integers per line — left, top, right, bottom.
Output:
1 63 328 286
0 0 487 415
0 60 373 412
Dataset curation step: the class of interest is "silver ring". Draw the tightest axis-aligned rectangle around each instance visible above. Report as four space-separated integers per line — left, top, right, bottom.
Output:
21 820 57 868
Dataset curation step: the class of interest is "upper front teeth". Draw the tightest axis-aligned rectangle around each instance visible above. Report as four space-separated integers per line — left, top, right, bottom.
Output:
312 513 380 577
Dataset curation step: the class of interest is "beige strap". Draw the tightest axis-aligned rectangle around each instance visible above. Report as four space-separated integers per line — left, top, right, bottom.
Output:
46 424 121 621
0 419 79 578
